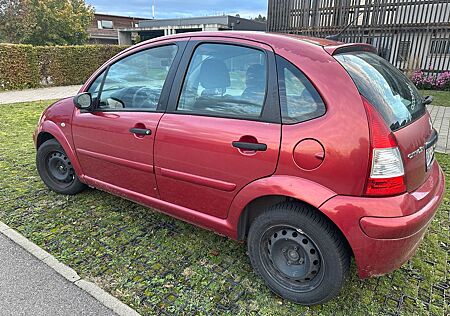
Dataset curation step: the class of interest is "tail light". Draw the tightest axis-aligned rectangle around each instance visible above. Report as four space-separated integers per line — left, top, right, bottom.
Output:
362 97 406 196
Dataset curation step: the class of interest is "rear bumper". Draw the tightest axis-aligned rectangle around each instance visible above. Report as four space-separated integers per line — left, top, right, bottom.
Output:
320 161 445 278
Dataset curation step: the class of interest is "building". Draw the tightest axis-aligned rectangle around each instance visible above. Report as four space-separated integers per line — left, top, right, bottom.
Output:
118 15 267 45
89 13 150 45
267 0 450 74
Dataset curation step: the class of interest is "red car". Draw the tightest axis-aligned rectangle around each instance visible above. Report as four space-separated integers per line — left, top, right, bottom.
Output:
34 32 445 305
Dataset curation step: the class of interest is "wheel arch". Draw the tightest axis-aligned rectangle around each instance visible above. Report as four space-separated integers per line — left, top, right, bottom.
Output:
236 194 353 257
36 121 83 178
229 175 352 254
36 131 55 149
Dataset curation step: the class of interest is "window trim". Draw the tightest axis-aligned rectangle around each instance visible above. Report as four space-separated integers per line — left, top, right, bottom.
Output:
86 41 187 113
276 55 327 125
166 39 281 124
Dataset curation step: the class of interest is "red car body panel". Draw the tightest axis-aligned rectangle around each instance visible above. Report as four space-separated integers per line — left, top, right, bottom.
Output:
33 98 83 177
72 110 163 198
320 161 445 277
34 31 445 279
394 113 434 192
154 114 281 219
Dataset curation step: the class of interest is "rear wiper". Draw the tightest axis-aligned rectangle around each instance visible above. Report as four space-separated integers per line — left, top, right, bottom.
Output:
422 95 433 105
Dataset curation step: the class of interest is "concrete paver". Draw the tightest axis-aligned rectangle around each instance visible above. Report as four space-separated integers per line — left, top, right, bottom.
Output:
427 104 450 154
0 85 82 104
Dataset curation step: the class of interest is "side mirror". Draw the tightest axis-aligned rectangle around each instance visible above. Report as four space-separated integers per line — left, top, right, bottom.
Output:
423 95 433 105
74 92 92 109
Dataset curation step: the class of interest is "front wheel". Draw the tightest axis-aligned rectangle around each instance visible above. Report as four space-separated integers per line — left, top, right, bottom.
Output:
36 139 86 195
247 202 350 305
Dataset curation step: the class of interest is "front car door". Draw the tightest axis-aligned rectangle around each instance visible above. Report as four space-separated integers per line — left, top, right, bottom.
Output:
154 38 281 218
72 40 186 198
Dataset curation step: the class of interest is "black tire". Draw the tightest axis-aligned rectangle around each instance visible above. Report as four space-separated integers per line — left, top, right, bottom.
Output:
36 139 86 195
247 202 350 305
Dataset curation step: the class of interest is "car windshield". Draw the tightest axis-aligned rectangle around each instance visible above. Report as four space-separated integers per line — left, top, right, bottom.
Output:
335 51 424 131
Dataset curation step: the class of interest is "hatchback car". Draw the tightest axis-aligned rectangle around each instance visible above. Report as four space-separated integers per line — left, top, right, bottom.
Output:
34 32 445 305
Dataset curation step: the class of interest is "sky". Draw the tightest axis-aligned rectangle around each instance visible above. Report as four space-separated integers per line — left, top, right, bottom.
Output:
85 0 268 19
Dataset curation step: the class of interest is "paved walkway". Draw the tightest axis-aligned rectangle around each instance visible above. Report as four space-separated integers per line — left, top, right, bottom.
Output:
0 233 114 316
427 104 450 154
0 85 449 153
0 85 82 104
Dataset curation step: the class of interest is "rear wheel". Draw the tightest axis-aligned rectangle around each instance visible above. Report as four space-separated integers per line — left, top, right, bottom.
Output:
36 139 86 195
247 202 350 305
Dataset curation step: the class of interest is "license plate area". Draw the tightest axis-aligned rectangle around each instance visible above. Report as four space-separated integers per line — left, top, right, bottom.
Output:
425 129 438 171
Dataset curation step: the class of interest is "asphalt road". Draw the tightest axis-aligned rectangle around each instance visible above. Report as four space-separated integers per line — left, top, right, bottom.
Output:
0 234 115 316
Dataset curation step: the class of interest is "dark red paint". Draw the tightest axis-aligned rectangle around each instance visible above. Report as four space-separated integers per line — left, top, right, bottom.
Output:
34 31 445 279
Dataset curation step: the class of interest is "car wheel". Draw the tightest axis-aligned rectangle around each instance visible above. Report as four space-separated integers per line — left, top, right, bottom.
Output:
247 202 350 305
36 139 86 195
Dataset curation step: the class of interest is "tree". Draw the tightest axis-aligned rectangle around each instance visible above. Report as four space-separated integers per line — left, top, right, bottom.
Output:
0 0 94 45
0 0 31 43
252 14 266 23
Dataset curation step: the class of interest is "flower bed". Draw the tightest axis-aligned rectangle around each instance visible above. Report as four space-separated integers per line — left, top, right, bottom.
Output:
412 71 450 91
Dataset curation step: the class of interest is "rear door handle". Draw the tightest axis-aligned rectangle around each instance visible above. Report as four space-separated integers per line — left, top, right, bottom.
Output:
232 141 267 151
130 128 152 135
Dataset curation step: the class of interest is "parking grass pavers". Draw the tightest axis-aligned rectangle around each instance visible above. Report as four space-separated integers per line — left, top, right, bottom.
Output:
0 100 448 315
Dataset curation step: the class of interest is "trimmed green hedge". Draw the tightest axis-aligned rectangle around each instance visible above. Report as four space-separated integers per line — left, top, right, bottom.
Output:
0 44 128 90
0 44 40 90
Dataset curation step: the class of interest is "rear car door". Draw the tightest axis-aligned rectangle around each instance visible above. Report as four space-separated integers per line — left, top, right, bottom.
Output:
154 38 281 218
72 40 186 197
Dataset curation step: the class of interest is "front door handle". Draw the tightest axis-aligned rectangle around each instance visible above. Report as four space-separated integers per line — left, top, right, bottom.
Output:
130 128 151 136
232 141 267 151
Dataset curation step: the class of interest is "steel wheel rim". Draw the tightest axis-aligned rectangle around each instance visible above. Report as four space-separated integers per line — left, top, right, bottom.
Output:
45 151 75 186
259 225 324 292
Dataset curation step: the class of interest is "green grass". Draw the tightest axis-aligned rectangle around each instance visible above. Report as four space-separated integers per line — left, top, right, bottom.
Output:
420 90 450 107
0 100 449 315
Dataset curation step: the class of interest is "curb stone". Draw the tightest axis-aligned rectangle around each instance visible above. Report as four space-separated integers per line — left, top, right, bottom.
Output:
0 221 140 316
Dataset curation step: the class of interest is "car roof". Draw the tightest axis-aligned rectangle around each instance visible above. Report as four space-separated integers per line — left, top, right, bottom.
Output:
128 31 375 56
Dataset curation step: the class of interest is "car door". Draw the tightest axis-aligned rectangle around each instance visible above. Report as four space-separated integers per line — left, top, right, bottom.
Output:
71 40 186 198
154 39 281 219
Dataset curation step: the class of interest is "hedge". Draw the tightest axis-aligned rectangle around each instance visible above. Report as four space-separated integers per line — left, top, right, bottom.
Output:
0 44 128 90
0 44 40 90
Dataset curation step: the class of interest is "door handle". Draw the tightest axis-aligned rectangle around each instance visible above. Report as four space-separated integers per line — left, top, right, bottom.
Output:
130 128 151 136
232 141 267 151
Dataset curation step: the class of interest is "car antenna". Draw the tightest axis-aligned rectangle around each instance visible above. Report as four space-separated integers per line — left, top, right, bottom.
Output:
326 11 363 41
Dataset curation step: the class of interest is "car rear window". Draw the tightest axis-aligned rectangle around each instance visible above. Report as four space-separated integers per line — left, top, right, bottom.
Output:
335 51 424 131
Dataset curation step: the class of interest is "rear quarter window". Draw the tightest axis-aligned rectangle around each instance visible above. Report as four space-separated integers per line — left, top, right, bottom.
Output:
276 56 326 124
335 52 424 131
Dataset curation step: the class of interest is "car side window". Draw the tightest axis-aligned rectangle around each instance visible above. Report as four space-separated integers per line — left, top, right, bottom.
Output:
177 43 267 119
277 56 326 124
87 71 104 101
97 45 178 111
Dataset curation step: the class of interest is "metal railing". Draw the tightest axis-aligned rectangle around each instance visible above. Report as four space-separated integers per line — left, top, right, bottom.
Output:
267 0 450 74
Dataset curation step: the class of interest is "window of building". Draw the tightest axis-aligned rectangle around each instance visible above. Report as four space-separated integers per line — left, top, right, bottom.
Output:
177 43 267 119
98 20 114 29
397 41 411 62
430 39 450 55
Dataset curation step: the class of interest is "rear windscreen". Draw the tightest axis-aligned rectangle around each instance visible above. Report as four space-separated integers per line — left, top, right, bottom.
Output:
335 52 424 131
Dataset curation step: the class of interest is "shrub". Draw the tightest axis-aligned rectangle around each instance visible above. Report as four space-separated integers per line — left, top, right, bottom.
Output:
0 44 40 90
0 44 128 90
435 72 450 91
411 70 450 91
37 45 127 86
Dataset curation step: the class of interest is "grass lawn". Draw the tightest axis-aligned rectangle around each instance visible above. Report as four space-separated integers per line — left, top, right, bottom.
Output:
0 100 449 315
420 90 450 107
